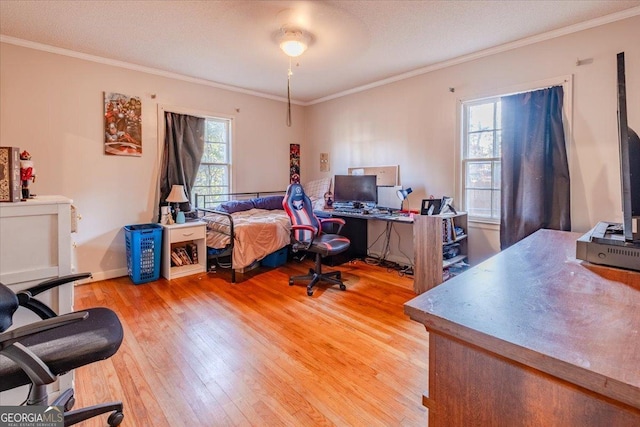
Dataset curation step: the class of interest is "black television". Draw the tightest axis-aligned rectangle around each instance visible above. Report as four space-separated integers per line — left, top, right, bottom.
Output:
617 52 640 242
333 175 378 206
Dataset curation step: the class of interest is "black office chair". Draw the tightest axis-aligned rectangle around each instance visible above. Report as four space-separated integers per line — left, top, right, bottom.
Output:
0 273 124 426
283 183 351 296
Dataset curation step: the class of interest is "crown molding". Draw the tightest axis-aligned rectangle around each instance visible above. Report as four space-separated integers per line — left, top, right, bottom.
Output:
305 6 640 105
2 6 638 107
0 34 304 106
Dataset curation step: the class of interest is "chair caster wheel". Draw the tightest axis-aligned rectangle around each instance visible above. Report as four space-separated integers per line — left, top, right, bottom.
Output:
339 284 346 291
336 272 341 279
64 396 75 412
108 411 124 426
308 268 314 275
307 289 313 296
289 279 294 286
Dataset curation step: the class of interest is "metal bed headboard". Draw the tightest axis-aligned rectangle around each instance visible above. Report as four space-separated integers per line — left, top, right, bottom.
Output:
194 191 285 210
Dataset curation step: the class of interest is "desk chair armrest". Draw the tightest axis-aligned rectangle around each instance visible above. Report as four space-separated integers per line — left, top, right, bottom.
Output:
21 273 92 297
0 311 89 350
290 224 319 251
1 342 57 387
319 217 345 234
291 224 318 234
17 273 92 320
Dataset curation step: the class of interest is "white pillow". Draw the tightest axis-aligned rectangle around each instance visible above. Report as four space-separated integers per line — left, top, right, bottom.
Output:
303 177 331 202
311 198 326 212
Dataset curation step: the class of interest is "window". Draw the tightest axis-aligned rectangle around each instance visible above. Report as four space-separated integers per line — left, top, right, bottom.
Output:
462 98 502 222
192 117 231 203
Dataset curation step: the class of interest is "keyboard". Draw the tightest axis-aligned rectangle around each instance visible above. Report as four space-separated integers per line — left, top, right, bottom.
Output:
333 207 364 214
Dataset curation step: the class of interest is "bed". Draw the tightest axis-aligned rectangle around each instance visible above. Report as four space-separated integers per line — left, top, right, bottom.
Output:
194 191 290 282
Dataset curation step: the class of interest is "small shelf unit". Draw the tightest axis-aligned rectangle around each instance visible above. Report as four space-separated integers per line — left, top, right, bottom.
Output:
413 212 468 294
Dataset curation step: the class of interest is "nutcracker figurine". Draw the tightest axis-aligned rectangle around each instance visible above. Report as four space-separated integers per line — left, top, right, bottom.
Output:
20 150 36 199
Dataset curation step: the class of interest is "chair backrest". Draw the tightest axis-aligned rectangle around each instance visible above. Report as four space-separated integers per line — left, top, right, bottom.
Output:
283 183 321 243
0 283 19 333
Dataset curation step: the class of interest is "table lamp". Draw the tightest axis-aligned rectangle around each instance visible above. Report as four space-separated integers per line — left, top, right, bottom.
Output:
396 187 413 211
166 185 188 224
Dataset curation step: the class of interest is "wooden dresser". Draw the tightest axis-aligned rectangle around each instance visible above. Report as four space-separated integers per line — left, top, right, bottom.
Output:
405 229 640 426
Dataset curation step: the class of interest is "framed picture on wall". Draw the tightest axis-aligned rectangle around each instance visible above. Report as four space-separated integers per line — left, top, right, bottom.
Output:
104 92 142 156
290 143 300 183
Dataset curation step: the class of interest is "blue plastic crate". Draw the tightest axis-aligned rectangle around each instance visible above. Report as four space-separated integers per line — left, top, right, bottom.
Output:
124 223 163 284
261 247 288 268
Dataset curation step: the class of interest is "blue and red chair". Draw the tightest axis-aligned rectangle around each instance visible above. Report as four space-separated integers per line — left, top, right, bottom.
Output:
283 183 350 296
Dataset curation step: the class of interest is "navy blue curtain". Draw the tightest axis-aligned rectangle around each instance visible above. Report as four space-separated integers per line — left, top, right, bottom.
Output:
500 86 571 249
159 112 205 215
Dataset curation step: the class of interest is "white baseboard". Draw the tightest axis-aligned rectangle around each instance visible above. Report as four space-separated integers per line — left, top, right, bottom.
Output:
74 268 128 284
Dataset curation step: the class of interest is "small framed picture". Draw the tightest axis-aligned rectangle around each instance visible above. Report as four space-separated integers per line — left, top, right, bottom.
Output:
421 199 441 215
440 197 457 214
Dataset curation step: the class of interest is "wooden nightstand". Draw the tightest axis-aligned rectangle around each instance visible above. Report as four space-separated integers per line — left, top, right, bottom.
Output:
161 221 207 280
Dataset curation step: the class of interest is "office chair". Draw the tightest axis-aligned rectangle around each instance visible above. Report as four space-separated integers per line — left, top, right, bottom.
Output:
283 183 351 296
0 273 124 426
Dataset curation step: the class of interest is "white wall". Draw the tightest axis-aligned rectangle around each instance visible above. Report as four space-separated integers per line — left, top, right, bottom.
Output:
0 43 305 280
1 15 638 279
305 15 640 265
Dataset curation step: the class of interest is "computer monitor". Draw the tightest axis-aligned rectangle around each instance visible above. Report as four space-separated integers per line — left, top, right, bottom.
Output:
333 175 378 206
617 52 640 242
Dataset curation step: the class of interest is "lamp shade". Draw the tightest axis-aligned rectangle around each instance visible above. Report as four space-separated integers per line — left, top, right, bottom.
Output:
279 28 309 57
396 187 413 201
166 185 188 203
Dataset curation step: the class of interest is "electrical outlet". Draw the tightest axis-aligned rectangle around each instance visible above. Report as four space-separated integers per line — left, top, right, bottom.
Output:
320 153 330 172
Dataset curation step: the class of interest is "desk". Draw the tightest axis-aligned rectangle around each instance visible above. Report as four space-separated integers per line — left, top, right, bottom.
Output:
315 209 413 265
404 229 640 426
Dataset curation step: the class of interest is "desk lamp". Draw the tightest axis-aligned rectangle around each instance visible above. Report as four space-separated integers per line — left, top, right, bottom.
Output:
166 185 188 224
396 187 413 211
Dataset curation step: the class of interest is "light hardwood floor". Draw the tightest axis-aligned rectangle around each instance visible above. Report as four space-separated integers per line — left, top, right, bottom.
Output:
73 260 429 426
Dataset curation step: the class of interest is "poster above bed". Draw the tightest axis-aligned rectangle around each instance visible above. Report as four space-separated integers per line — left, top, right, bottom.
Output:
290 143 300 183
104 92 142 157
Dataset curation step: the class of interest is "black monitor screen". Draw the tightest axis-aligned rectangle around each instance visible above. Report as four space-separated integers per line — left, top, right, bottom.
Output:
617 51 640 242
334 175 378 204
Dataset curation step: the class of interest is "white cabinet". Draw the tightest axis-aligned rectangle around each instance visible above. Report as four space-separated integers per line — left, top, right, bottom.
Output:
161 221 206 280
0 195 74 404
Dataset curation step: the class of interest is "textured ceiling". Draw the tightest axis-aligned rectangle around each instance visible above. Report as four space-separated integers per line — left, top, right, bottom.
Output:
1 1 639 104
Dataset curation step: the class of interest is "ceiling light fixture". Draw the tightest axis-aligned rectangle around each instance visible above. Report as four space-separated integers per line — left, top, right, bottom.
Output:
279 28 309 57
278 26 311 127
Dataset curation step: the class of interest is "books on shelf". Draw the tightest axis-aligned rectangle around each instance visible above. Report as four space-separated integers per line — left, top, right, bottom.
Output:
170 250 183 266
442 216 466 243
186 242 198 264
171 245 198 267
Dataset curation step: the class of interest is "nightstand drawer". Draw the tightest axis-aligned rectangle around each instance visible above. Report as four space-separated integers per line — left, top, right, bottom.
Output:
169 224 205 243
